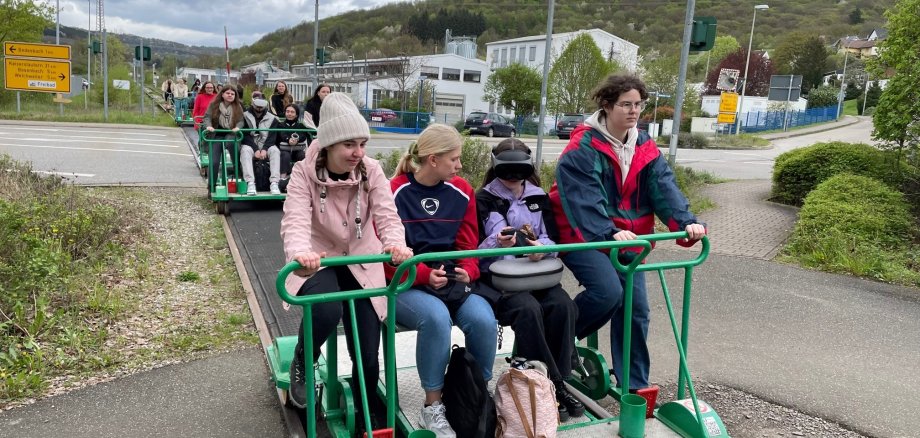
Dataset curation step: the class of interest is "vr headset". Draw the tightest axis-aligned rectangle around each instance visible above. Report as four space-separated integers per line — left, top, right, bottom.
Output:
491 148 535 181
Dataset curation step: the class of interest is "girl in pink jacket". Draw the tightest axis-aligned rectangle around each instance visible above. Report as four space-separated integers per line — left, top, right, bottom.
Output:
280 93 412 429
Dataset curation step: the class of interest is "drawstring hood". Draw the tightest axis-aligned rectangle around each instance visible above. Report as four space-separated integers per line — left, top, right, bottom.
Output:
311 147 368 240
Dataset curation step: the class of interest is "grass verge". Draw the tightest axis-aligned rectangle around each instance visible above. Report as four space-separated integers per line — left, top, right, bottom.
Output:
0 94 175 127
0 155 256 408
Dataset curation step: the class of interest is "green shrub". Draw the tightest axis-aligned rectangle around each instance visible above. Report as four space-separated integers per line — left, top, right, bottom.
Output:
0 155 148 401
372 135 491 185
784 174 919 285
677 133 710 149
771 142 915 205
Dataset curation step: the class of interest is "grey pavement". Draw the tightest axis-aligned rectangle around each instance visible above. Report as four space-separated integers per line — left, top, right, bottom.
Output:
0 347 285 438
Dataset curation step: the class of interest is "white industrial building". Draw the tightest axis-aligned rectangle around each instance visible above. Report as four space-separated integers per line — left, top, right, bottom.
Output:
281 53 489 125
484 28 638 115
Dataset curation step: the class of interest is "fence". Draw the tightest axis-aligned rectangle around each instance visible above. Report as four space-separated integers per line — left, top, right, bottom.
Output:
359 109 431 134
739 105 839 133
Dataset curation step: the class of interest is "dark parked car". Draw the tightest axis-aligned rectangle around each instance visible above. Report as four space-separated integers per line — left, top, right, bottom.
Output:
556 113 588 139
369 108 397 122
463 111 516 137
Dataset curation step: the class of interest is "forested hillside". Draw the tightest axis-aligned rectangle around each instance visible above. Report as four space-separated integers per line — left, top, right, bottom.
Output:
229 0 894 66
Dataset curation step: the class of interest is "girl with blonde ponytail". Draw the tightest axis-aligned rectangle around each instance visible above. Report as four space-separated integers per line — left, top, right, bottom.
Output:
385 123 499 436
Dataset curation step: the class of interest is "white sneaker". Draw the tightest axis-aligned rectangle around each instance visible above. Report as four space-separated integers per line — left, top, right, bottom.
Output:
246 184 257 196
270 182 281 195
419 401 456 438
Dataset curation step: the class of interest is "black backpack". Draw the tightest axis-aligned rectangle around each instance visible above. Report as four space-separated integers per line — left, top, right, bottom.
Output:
253 159 271 192
442 345 496 438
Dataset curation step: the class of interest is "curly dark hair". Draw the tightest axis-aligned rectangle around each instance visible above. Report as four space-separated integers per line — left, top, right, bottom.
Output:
591 74 649 110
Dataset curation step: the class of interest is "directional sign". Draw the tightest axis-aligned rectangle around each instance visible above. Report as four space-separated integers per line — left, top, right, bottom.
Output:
4 58 71 93
4 41 71 60
717 113 736 124
719 92 739 113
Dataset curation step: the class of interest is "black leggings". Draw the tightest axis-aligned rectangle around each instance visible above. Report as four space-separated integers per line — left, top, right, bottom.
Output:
492 281 578 383
280 148 306 175
294 266 385 417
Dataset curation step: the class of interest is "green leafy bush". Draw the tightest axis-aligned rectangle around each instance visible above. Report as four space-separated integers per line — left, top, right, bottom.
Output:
784 174 919 285
677 133 710 149
0 155 147 402
771 142 916 205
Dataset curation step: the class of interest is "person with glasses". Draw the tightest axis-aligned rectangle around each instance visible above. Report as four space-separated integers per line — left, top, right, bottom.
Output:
548 74 707 407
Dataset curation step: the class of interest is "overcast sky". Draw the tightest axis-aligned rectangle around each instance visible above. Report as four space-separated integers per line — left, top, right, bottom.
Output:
56 0 396 48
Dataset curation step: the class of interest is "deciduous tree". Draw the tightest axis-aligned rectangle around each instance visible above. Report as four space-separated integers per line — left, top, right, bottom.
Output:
771 32 831 93
483 63 541 116
869 0 920 162
548 33 618 114
0 0 52 43
704 49 774 96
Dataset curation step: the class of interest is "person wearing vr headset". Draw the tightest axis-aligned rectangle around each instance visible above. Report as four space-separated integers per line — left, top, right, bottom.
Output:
549 74 707 406
475 138 584 421
386 124 499 438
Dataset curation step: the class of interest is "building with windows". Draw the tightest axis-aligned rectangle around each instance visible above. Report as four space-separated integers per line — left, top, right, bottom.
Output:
283 53 488 125
483 28 638 115
176 67 240 85
485 28 638 74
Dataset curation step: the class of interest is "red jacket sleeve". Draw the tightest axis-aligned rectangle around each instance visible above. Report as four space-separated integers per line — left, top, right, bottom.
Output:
453 178 481 282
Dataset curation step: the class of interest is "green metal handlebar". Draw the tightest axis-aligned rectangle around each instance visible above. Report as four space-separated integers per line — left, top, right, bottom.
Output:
274 233 709 306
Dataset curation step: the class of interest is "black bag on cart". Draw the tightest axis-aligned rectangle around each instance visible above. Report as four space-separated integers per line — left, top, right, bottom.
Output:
253 159 271 192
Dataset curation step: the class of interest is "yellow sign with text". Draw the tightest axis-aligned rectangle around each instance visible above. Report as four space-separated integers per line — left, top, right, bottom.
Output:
717 112 736 124
4 41 71 60
719 92 739 113
4 58 72 93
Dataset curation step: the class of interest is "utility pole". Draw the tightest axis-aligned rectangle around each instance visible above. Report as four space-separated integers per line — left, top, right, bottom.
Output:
312 0 319 93
103 27 109 121
535 0 555 166
667 0 696 165
836 48 849 120
86 0 91 110
139 37 145 114
56 0 63 115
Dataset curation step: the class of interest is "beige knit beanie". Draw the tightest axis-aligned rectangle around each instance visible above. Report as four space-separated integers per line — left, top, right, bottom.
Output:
316 92 370 148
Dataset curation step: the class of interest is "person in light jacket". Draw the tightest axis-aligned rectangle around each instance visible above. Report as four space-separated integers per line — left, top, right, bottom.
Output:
280 92 412 430
172 78 190 119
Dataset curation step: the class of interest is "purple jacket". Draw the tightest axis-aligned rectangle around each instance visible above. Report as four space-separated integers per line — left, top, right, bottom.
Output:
476 179 557 273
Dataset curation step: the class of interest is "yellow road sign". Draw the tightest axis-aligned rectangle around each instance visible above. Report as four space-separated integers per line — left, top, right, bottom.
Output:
717 112 736 124
4 41 71 60
4 58 71 93
719 92 739 113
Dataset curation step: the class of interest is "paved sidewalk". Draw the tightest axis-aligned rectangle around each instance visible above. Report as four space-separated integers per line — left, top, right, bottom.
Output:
756 115 861 141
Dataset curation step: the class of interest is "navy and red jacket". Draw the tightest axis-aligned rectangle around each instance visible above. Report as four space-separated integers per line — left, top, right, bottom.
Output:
386 173 480 285
548 124 702 255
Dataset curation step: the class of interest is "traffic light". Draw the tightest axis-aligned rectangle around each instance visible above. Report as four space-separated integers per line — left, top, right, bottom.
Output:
690 17 717 52
315 47 326 66
134 45 151 61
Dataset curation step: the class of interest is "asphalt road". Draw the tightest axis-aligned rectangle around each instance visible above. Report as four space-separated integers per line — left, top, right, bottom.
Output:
0 121 204 187
367 117 876 180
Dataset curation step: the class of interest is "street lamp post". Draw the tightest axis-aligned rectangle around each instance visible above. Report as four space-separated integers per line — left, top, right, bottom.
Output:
416 75 426 131
836 48 850 120
735 4 769 135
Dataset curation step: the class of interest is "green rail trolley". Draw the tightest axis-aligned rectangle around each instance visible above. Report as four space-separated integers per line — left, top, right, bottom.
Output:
268 233 726 437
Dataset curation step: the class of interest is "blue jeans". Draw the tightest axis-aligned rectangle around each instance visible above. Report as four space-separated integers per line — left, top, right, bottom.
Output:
563 249 650 390
395 288 497 392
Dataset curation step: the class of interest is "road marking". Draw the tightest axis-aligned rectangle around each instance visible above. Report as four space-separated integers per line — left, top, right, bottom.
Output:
0 126 173 137
724 152 769 157
5 137 182 148
32 170 96 178
0 143 191 157
0 132 186 145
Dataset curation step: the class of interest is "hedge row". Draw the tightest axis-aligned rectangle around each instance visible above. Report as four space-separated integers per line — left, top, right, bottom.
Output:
771 142 917 206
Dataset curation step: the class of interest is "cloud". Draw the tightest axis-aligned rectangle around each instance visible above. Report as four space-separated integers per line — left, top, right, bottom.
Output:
55 0 398 47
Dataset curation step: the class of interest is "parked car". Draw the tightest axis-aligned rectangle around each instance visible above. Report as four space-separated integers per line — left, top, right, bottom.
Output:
369 108 397 122
556 113 588 139
463 111 516 137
